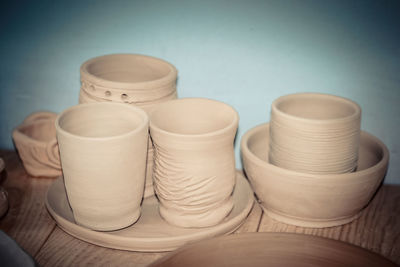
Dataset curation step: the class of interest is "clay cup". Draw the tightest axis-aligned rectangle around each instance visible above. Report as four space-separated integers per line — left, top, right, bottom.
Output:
269 93 361 174
55 102 149 231
150 98 239 228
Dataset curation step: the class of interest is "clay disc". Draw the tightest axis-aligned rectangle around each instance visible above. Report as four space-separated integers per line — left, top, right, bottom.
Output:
150 232 396 267
45 171 254 252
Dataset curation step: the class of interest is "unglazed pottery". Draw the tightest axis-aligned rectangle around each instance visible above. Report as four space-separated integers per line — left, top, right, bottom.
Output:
150 98 239 228
12 111 62 177
241 123 389 228
55 103 149 231
80 54 178 198
269 93 361 174
149 233 396 267
45 172 254 251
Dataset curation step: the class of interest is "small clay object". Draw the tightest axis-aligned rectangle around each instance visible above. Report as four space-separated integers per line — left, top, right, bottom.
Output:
12 111 62 177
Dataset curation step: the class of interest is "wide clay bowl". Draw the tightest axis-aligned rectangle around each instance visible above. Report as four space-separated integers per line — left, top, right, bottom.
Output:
149 232 396 267
241 123 389 228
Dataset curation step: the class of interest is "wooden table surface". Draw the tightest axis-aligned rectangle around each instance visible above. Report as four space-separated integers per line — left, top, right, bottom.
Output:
0 149 399 266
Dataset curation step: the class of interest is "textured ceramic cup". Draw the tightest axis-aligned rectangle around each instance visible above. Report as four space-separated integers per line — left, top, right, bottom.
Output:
55 102 149 231
241 123 389 228
80 54 178 198
150 98 239 228
269 93 361 174
12 111 62 177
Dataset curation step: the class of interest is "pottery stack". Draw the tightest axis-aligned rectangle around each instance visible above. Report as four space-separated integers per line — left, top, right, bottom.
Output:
241 92 389 228
269 93 361 174
79 54 178 197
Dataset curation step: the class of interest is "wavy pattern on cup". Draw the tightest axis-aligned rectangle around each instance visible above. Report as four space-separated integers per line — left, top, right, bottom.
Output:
79 54 178 197
150 98 238 228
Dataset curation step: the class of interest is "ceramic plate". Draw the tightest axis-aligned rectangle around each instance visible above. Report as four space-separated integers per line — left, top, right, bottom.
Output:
149 232 396 267
45 171 254 252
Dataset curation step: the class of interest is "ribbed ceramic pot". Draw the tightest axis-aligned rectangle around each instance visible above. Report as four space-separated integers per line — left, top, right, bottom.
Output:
55 103 149 231
80 54 178 198
150 98 239 228
269 93 361 174
241 123 389 228
12 112 62 177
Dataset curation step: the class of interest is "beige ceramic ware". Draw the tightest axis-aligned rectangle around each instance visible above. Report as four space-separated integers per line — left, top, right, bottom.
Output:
150 98 239 228
269 93 361 174
12 111 62 177
79 54 178 198
45 171 254 251
241 123 389 228
149 232 396 267
55 102 149 231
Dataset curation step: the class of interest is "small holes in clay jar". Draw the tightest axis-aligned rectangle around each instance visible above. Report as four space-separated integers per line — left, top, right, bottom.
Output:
121 94 128 100
105 91 111 97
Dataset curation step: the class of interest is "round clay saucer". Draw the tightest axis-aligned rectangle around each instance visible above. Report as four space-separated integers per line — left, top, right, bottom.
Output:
149 232 396 267
45 171 254 252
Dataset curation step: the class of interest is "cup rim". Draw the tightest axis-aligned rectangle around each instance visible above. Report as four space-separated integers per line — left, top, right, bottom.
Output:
80 54 178 90
271 92 361 124
55 102 149 141
241 123 389 181
149 97 239 138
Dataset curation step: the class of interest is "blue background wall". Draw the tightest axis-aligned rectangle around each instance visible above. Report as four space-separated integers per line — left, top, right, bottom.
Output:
1 0 399 183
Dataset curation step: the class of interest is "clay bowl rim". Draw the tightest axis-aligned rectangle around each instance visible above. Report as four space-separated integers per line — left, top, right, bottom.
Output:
80 54 178 90
149 97 239 139
241 123 389 181
271 92 361 125
55 102 149 141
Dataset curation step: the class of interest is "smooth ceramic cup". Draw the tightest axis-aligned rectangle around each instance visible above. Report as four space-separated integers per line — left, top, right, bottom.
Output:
241 123 389 228
80 54 178 198
150 98 239 228
55 102 149 231
269 93 361 174
12 111 62 177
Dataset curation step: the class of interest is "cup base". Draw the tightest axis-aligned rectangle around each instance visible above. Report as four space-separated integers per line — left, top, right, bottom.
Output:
74 208 141 232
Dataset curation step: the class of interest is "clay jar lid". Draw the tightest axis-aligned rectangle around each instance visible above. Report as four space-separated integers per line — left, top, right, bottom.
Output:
80 54 178 103
269 93 361 174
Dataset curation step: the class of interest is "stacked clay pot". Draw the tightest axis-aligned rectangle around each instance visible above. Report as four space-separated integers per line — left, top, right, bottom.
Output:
241 93 389 227
269 93 361 174
79 54 178 197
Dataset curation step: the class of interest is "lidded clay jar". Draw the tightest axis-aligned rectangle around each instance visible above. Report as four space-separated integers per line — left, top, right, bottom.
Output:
149 98 239 228
79 54 178 197
269 93 361 174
